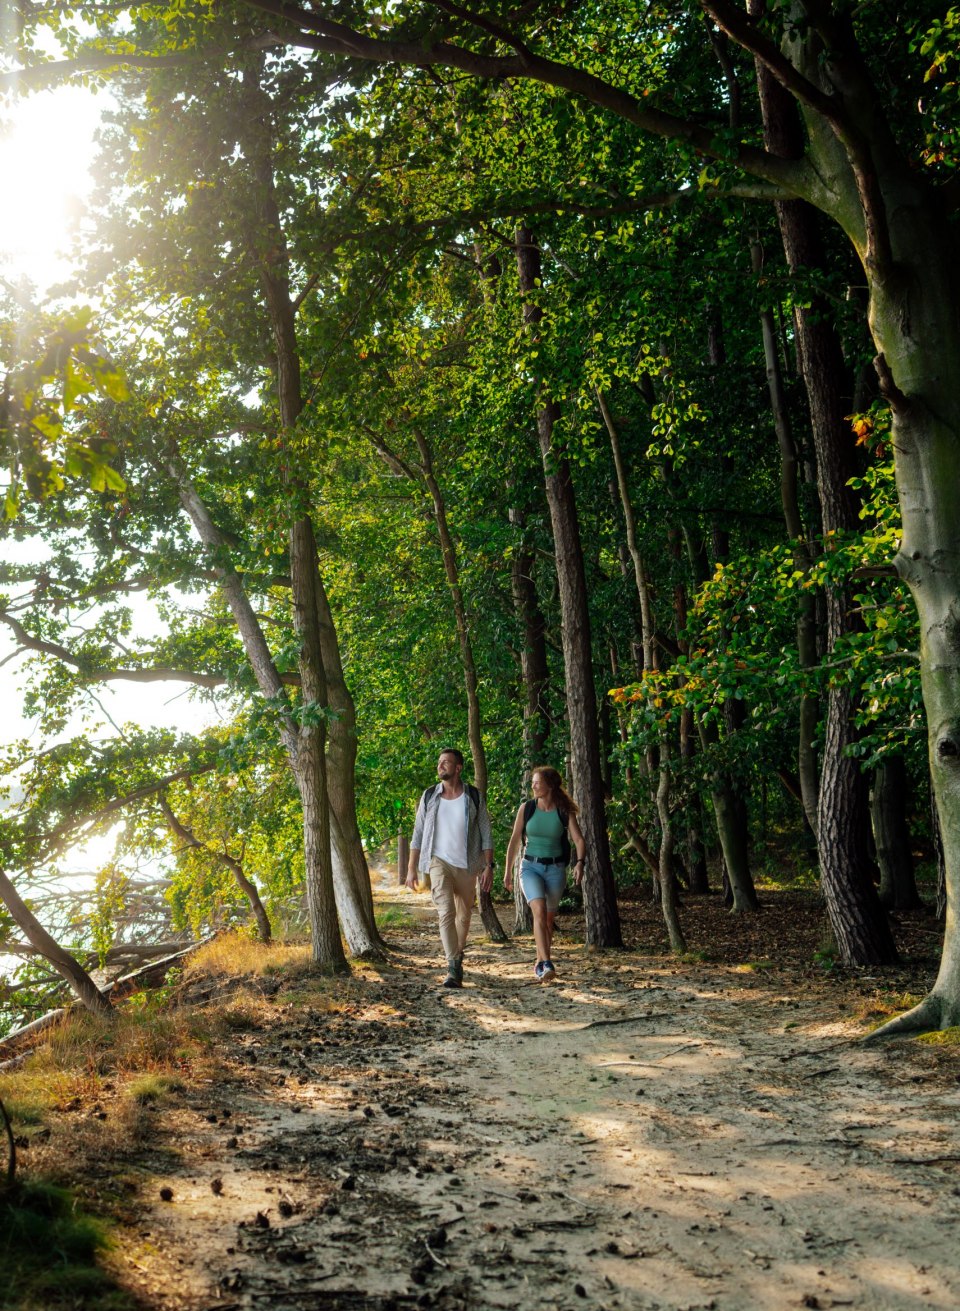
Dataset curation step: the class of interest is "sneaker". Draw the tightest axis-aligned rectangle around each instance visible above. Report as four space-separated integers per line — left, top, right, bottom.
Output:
540 960 557 984
534 960 545 980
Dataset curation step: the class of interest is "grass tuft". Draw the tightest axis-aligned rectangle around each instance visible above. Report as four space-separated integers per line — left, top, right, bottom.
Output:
0 1180 134 1309
126 1073 184 1104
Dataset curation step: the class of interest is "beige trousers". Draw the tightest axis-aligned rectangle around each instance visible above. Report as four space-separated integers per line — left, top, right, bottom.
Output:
429 858 477 960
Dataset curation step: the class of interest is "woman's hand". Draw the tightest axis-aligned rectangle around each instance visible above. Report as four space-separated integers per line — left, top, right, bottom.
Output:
504 869 513 892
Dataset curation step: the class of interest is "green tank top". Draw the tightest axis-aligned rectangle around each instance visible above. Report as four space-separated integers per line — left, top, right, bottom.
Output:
525 806 564 858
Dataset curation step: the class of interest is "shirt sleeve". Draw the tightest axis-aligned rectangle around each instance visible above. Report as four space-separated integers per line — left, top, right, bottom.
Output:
411 790 427 849
478 793 493 852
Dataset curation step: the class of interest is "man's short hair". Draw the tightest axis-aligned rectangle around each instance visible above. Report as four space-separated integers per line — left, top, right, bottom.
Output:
438 747 464 767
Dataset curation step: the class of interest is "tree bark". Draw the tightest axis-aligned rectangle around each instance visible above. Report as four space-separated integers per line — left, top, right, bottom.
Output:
871 756 922 912
517 227 621 949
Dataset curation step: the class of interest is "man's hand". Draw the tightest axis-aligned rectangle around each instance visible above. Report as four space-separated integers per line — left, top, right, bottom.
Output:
478 864 494 894
405 869 419 891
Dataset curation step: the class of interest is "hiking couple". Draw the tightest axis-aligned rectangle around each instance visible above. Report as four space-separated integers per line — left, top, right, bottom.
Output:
406 748 585 987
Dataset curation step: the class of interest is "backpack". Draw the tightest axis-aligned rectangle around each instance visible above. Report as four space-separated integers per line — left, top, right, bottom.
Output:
522 797 571 865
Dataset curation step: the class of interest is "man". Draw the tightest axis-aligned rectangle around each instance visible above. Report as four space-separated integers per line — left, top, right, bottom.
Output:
406 748 494 988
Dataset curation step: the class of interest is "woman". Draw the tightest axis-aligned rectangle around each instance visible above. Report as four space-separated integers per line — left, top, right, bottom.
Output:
504 766 585 984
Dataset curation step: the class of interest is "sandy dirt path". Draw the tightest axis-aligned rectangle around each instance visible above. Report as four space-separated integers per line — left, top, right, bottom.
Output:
121 900 960 1311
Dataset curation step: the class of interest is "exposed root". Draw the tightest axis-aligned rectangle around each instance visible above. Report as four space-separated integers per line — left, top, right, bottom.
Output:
863 993 944 1043
351 944 391 963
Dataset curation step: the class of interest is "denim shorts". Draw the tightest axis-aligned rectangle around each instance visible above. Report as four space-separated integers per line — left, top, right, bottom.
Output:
520 857 567 912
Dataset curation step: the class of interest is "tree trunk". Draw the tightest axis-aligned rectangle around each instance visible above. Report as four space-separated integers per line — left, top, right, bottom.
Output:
0 867 112 1015
655 741 686 952
313 575 385 955
750 30 897 966
871 756 922 912
289 517 348 971
517 228 621 949
243 74 377 964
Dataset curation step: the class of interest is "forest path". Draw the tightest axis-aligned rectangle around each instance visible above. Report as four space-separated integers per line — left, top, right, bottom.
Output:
123 913 960 1311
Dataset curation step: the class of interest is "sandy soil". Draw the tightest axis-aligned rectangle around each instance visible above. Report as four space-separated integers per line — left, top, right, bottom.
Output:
107 886 960 1311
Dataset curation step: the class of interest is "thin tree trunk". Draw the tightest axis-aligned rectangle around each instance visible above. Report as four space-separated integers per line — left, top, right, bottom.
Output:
752 239 820 838
517 227 621 949
0 868 112 1015
656 741 686 952
314 575 385 953
872 756 922 911
509 507 551 769
158 796 272 942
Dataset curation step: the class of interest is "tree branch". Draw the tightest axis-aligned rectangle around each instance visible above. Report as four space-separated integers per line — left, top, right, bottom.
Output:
0 610 226 688
702 0 846 131
240 0 812 193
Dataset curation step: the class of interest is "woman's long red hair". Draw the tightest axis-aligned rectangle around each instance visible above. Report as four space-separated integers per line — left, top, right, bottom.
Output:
531 765 579 816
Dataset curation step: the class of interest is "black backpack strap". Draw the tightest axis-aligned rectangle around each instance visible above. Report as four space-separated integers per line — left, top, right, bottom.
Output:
522 798 537 838
466 783 481 808
558 806 571 864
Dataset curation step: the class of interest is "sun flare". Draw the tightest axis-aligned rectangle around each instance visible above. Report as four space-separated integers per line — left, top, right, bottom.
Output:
0 84 103 291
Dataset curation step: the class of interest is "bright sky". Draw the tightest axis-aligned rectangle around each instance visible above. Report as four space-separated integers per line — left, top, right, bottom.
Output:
0 77 220 907
0 79 106 291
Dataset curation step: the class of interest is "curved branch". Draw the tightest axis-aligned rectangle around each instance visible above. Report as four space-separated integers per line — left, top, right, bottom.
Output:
702 0 845 131
0 610 225 688
241 0 812 193
32 759 222 857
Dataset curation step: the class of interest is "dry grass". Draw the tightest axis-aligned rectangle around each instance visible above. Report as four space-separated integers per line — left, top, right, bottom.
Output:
183 934 311 979
852 991 927 1029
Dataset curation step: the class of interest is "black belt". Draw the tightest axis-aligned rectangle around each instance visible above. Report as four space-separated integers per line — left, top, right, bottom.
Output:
528 856 565 865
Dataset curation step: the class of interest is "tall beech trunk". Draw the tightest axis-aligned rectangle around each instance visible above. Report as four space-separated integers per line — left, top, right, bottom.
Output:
752 239 820 838
750 25 897 966
243 78 380 962
158 797 272 942
314 575 384 947
517 228 621 948
871 757 922 912
0 867 111 1015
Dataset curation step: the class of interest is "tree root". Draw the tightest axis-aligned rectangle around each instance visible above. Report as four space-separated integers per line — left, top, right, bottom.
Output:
863 993 946 1043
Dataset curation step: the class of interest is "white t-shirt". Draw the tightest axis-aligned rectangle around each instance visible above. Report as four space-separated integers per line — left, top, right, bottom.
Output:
432 795 468 868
